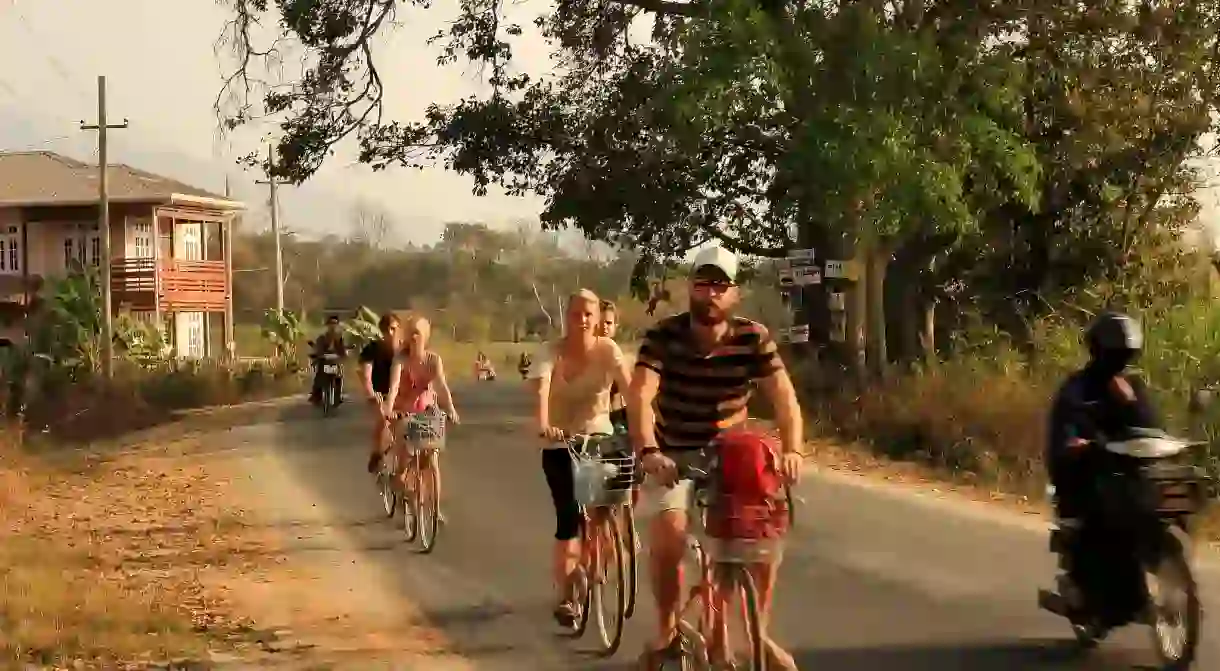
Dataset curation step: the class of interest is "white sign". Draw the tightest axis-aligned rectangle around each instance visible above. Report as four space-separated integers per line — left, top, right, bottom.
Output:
793 265 822 286
781 324 810 344
787 248 816 261
828 291 846 311
778 266 795 286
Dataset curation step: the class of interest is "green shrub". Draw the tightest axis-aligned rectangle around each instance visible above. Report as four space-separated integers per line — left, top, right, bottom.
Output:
807 297 1220 498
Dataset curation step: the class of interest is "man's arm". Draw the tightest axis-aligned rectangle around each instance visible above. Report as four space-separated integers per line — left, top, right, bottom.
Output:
628 328 665 454
758 367 803 456
384 358 403 412
752 326 802 456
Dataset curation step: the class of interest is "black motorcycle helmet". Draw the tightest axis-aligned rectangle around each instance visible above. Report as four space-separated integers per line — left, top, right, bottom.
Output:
1085 311 1142 373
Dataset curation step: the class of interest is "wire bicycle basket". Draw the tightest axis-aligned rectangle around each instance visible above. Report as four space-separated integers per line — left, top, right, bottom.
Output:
403 406 447 448
569 434 636 507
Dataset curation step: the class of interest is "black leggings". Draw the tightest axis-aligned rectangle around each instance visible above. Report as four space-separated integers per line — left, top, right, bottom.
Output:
542 448 582 541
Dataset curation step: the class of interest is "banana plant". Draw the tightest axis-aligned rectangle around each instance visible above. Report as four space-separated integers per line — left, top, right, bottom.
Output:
114 314 171 369
341 305 381 350
28 269 103 373
260 308 304 360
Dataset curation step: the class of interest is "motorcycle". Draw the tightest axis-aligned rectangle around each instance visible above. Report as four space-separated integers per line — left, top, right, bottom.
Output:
1037 426 1210 669
308 342 343 417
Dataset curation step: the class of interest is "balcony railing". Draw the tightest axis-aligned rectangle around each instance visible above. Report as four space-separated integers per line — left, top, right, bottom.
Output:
111 258 227 312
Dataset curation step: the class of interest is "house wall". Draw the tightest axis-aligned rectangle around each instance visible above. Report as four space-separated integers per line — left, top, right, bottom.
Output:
18 204 150 278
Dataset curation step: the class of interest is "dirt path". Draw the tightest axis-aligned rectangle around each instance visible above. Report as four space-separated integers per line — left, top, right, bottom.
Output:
2 400 472 670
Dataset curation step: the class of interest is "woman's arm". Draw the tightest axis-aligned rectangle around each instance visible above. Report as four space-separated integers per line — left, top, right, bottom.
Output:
433 355 459 421
529 352 554 435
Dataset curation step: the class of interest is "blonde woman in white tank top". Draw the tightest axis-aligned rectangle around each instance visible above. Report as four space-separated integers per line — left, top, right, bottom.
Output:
528 289 632 627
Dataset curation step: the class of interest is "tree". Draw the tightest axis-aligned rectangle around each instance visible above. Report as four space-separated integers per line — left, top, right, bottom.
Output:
348 199 394 249
217 0 1220 365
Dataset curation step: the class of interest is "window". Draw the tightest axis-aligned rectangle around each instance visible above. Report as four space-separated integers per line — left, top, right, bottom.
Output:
0 228 21 274
8 240 16 272
1 240 6 271
133 222 153 258
63 237 74 269
90 236 100 267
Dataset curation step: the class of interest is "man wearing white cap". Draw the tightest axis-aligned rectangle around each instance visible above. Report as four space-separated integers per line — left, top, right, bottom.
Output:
628 245 804 670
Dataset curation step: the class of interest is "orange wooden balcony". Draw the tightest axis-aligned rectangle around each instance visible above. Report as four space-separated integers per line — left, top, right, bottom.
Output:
111 258 228 312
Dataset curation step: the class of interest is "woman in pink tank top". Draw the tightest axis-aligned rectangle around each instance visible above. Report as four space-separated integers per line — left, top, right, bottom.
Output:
384 315 460 523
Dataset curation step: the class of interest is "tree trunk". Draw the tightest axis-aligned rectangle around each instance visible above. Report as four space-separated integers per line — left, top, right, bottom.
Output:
919 298 936 366
865 246 889 378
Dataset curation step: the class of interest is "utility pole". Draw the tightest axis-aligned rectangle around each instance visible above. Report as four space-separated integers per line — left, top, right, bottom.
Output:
255 143 286 312
81 75 129 379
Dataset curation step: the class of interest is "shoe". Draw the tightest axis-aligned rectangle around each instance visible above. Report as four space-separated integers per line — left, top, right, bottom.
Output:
636 637 682 670
553 601 578 628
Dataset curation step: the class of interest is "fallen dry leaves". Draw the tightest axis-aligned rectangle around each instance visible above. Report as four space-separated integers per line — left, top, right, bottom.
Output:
0 437 268 670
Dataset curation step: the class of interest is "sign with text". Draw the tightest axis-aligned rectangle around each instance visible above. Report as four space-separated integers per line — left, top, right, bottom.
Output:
781 324 811 344
823 259 859 281
787 248 816 261
792 265 822 285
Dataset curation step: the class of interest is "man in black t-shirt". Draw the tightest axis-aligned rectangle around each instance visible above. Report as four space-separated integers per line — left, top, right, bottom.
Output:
361 313 402 473
311 316 348 404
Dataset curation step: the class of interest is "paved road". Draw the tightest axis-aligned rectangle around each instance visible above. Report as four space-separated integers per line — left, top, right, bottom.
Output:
233 380 1220 670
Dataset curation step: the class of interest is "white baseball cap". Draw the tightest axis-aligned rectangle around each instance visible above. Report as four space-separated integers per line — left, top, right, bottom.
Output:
690 246 738 283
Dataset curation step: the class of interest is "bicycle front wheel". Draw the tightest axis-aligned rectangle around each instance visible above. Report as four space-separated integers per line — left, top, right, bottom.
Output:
417 452 441 554
714 564 764 671
623 502 639 619
402 452 419 543
591 512 627 656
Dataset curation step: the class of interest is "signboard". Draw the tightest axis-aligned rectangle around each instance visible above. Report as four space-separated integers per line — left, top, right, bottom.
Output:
778 266 795 286
828 291 846 312
787 248 816 261
781 324 810 344
823 259 859 281
792 265 821 286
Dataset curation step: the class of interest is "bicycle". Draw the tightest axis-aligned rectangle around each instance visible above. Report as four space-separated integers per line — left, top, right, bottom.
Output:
371 394 407 529
658 456 796 671
395 406 447 553
562 432 637 656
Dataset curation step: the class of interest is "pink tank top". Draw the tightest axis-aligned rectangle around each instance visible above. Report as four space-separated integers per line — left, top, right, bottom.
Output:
397 351 438 413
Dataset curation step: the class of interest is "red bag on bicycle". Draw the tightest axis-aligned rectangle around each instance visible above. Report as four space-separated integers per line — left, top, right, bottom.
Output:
705 427 789 540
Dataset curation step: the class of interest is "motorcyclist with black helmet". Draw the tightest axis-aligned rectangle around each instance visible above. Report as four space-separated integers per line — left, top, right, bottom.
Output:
1045 310 1162 629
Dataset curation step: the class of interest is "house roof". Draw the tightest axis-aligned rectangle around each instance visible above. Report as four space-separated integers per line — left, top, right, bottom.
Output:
0 151 244 210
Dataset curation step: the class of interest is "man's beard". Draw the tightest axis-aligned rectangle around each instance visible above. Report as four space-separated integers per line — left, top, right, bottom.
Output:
690 300 726 325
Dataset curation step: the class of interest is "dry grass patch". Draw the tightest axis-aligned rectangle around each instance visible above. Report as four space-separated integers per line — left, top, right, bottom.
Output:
0 439 269 669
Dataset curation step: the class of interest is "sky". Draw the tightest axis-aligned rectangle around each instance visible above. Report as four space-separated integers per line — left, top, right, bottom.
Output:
2 1 1219 251
0 0 553 245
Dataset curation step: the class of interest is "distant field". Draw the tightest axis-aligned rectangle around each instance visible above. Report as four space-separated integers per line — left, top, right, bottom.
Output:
235 321 639 381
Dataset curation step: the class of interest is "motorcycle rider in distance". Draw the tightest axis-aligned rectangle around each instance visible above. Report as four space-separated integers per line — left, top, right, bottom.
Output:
310 315 348 406
1045 310 1162 631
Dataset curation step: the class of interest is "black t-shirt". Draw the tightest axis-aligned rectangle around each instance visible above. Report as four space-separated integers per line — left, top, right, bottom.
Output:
359 341 396 394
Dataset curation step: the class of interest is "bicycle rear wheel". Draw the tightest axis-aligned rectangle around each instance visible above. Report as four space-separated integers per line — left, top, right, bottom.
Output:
591 512 627 656
417 452 440 554
378 458 398 519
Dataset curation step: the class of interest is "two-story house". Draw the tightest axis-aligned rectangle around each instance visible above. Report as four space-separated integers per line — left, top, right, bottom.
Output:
0 151 243 358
